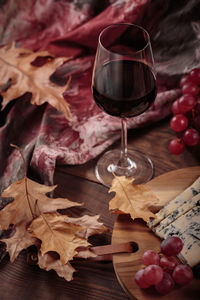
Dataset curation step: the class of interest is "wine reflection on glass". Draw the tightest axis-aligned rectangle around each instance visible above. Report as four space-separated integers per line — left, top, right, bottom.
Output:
92 23 157 187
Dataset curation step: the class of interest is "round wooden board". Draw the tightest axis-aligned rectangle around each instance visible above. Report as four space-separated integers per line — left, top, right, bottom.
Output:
112 166 200 300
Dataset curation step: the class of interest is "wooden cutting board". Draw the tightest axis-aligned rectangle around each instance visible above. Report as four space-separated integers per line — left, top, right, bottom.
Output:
112 166 200 300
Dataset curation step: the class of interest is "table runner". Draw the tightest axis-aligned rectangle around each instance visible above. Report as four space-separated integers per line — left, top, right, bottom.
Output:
0 0 199 191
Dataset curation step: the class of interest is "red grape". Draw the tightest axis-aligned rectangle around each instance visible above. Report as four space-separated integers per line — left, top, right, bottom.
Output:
143 264 163 285
160 236 183 256
171 99 181 114
170 114 188 132
169 138 185 154
160 256 178 270
136 236 195 294
183 128 200 146
135 269 150 288
179 75 191 88
189 68 200 84
181 82 199 97
142 250 160 266
169 67 200 156
172 264 193 285
155 272 175 295
178 94 196 113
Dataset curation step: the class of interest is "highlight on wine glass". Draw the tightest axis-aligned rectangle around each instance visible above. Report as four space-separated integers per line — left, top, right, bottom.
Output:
92 23 157 187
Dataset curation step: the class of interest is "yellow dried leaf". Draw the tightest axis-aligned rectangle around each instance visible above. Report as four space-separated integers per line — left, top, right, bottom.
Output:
2 224 37 262
109 176 160 222
28 212 90 265
37 251 76 282
64 214 107 239
0 177 80 260
0 146 108 281
35 215 107 279
0 43 71 119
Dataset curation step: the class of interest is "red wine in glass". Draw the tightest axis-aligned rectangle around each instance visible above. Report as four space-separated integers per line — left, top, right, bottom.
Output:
92 23 157 187
93 60 156 118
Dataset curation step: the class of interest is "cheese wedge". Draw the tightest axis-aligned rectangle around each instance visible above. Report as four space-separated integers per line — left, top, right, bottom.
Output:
154 193 200 235
148 176 200 228
155 206 200 267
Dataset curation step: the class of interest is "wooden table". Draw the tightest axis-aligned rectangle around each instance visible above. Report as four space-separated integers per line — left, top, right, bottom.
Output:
0 117 199 300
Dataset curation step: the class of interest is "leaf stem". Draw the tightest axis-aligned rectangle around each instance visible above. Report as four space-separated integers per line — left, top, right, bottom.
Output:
116 176 134 210
10 144 35 219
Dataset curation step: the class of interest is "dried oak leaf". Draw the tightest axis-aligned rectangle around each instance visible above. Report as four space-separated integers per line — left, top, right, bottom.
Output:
0 177 81 261
37 251 75 282
64 214 107 259
28 212 90 265
34 214 107 280
64 214 107 239
109 176 160 223
0 43 71 119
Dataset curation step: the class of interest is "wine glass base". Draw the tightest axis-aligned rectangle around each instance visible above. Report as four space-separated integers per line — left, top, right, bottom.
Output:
95 149 154 188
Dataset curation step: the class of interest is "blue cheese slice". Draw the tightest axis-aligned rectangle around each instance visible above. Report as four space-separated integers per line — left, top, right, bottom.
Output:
154 193 200 235
148 176 200 228
155 206 200 267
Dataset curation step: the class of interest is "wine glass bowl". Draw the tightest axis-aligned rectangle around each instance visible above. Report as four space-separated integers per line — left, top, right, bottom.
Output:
92 23 157 187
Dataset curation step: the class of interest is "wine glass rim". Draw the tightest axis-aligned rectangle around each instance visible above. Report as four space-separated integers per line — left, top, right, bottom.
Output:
98 23 151 54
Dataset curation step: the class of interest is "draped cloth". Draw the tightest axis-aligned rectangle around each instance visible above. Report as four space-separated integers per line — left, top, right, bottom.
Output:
0 0 200 191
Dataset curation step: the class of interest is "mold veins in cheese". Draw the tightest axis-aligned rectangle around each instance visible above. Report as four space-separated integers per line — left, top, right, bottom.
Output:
147 176 200 268
148 176 200 228
155 193 200 235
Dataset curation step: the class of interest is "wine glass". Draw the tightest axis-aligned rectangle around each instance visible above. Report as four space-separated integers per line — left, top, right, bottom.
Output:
92 23 157 187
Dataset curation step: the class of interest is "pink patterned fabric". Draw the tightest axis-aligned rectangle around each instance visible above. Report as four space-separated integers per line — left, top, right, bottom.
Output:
0 0 200 190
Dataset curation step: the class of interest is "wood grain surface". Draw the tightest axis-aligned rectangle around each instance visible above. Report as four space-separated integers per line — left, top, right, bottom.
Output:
146 166 200 208
0 118 199 300
112 167 200 300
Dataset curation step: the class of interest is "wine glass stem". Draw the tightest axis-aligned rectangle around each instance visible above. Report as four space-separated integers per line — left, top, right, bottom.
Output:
118 118 130 167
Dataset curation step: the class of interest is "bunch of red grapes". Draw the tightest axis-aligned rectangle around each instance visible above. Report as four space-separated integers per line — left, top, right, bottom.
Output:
169 68 200 154
135 236 193 295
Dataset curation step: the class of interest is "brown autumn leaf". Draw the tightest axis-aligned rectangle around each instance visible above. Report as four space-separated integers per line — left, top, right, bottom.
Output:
64 214 107 239
0 177 81 261
35 214 107 280
28 212 90 265
0 42 71 119
64 214 107 259
0 145 107 280
109 176 160 223
37 251 76 282
2 223 37 263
